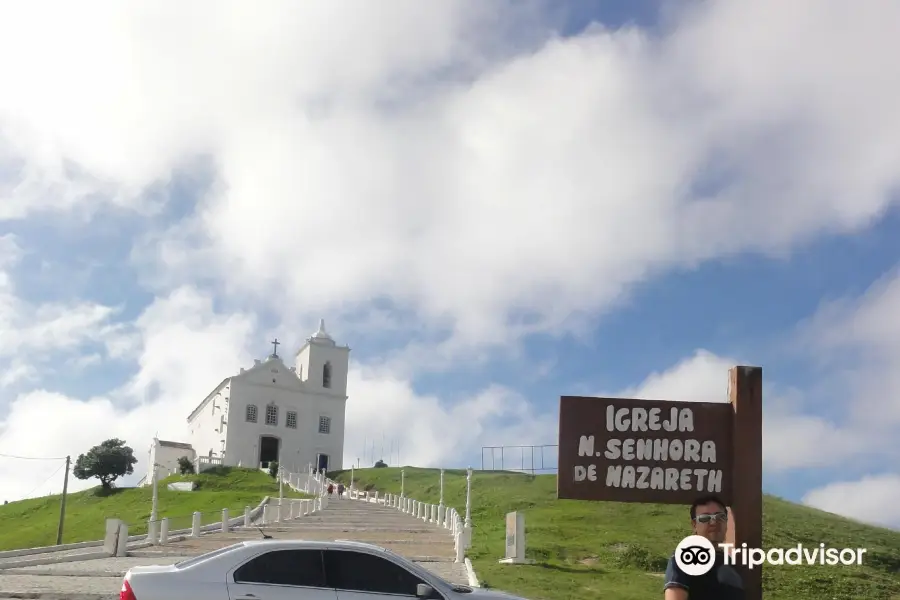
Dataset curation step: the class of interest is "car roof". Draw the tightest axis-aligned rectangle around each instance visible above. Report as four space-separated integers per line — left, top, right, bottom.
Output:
238 539 389 552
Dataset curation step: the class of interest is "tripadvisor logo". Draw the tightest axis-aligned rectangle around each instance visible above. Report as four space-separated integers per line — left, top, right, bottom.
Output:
674 535 867 575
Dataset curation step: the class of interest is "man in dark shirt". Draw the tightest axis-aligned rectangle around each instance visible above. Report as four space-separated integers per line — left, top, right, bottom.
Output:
664 494 744 600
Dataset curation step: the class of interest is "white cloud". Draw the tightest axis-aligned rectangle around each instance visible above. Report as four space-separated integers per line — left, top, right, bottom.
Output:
616 349 883 472
343 367 556 471
622 350 736 403
2 1 900 352
803 474 900 530
0 236 125 381
0 285 258 500
788 267 900 472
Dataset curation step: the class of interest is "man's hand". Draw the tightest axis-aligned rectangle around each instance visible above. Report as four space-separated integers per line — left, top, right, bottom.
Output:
665 585 688 599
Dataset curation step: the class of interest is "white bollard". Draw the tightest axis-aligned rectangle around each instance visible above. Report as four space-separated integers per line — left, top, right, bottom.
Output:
263 504 270 524
222 508 229 533
244 506 251 527
191 511 201 538
147 518 158 545
160 518 169 545
454 531 464 563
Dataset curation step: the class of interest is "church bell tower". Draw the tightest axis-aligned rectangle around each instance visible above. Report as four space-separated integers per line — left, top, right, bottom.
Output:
295 319 350 397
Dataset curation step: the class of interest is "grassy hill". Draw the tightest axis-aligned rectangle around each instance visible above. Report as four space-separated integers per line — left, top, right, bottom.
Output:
331 467 900 600
0 466 311 551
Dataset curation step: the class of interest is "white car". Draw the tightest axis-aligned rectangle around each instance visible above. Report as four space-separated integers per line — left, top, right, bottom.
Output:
120 539 530 600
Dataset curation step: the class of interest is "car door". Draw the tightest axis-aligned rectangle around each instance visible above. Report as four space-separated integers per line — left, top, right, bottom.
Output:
227 548 337 600
323 550 443 600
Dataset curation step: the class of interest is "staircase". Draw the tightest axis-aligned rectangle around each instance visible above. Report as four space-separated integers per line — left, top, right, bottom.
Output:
125 495 469 584
264 497 458 561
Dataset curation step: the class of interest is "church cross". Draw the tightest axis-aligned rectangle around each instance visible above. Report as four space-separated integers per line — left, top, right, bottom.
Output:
271 338 280 357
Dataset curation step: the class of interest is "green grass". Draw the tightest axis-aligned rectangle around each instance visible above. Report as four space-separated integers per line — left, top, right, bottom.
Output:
0 466 312 551
331 467 900 600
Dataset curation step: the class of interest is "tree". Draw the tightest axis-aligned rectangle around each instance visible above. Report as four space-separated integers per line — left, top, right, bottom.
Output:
177 456 195 475
268 461 279 479
72 438 137 492
374 459 387 468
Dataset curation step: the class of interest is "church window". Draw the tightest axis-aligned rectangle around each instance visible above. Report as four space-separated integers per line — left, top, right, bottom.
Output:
318 416 331 434
286 411 297 429
323 362 332 388
246 405 258 423
266 404 278 426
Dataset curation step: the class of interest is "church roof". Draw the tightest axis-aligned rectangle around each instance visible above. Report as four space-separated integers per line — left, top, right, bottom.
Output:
158 440 193 450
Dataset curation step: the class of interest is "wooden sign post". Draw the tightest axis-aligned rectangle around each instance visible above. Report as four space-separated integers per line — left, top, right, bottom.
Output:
557 366 762 600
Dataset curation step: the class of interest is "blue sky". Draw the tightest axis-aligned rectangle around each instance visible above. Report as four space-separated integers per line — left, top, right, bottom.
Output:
1 0 899 529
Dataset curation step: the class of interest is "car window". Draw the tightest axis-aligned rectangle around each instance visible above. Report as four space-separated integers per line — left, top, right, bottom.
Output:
233 549 326 588
324 550 424 595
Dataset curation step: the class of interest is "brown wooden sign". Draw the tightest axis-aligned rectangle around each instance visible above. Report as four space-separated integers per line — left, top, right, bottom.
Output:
557 396 734 504
556 366 763 600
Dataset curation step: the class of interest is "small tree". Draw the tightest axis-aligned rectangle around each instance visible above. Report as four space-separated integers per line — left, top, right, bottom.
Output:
73 438 137 493
268 461 279 479
374 459 388 468
177 456 195 475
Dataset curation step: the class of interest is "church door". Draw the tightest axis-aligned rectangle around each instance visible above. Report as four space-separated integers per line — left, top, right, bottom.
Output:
317 453 329 472
259 435 280 467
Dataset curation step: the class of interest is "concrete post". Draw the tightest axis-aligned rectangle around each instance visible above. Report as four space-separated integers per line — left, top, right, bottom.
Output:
244 506 251 527
191 511 201 538
104 519 121 555
116 522 129 557
222 508 229 533
160 518 169 545
263 504 270 524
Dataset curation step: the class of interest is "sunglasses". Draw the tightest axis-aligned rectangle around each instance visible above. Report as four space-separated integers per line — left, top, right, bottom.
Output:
694 512 727 524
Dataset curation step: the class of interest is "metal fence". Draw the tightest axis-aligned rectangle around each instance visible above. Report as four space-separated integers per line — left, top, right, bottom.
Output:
480 444 558 474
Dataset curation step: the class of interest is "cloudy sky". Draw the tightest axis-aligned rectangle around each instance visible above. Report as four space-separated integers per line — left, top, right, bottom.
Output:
1 0 899 530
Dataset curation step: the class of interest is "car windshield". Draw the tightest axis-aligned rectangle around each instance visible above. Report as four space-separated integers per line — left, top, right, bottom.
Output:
174 543 245 568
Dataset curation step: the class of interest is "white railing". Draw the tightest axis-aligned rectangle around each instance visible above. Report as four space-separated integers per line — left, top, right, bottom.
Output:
194 456 223 473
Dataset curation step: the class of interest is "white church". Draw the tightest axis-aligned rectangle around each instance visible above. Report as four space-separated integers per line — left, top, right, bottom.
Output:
142 320 350 485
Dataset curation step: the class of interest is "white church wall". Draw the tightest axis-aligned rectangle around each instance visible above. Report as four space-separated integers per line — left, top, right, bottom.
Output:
158 444 193 478
147 441 195 483
225 376 346 473
188 384 228 461
313 396 346 472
